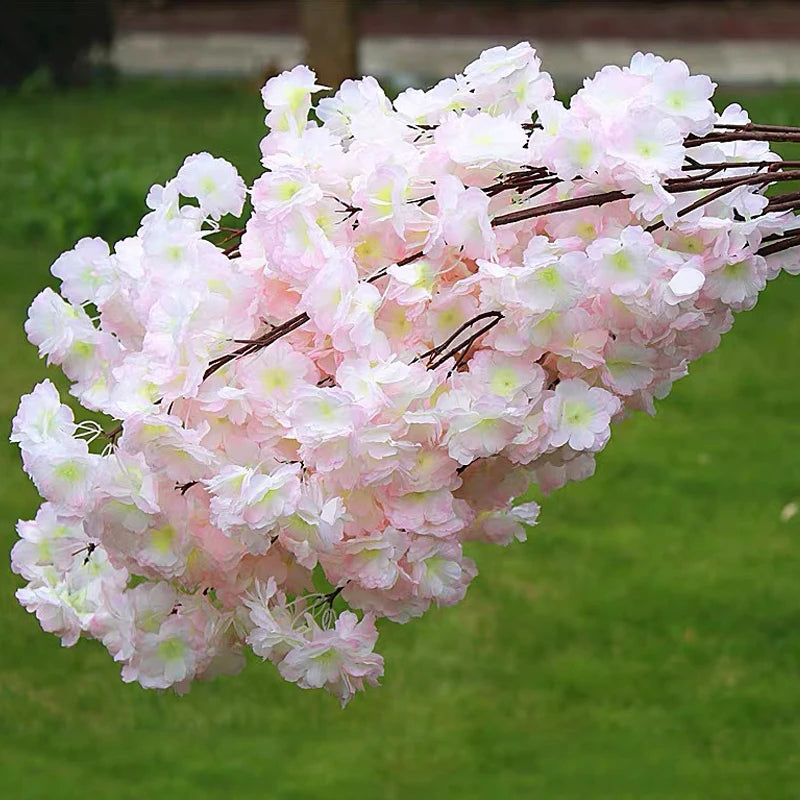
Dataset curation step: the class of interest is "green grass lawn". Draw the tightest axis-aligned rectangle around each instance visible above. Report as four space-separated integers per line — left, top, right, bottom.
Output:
1 80 800 799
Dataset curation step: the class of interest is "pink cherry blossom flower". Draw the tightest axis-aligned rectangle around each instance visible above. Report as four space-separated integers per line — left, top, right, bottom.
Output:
22 438 99 513
123 613 201 690
25 288 103 371
278 611 384 705
11 380 75 449
543 379 621 451
50 236 116 306
11 504 91 581
432 175 497 260
703 255 767 309
261 64 327 133
437 388 526 465
587 226 658 296
175 153 247 219
325 528 408 591
406 537 473 605
245 578 306 661
435 111 528 170
205 462 302 537
601 339 656 395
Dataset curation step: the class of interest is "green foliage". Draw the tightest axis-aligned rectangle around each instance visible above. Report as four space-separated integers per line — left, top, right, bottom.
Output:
7 139 144 245
1 80 800 798
0 80 262 253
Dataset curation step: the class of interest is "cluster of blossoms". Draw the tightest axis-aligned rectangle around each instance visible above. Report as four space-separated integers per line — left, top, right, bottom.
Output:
11 43 800 703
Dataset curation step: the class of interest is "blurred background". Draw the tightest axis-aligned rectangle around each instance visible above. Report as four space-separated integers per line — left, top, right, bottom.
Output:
2 2 800 798
8 0 800 91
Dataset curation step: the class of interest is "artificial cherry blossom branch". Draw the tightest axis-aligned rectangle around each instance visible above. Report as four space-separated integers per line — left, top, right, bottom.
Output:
14 44 800 705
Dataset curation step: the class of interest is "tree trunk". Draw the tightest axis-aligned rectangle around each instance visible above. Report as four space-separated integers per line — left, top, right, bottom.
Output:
299 0 359 87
